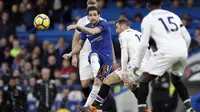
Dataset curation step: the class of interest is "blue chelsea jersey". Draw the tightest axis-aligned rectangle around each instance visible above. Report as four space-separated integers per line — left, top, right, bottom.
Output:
80 20 113 65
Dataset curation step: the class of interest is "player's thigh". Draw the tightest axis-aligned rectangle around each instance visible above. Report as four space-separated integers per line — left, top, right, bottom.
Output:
79 57 93 81
103 71 122 85
145 53 176 76
170 57 187 77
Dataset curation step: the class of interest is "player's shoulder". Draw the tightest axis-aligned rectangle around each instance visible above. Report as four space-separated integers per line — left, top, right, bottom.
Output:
99 19 108 25
99 17 107 21
120 29 135 38
77 16 90 26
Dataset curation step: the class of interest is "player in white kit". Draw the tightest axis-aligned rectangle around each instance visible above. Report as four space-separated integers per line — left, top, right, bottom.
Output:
133 0 195 112
76 18 151 112
70 0 116 107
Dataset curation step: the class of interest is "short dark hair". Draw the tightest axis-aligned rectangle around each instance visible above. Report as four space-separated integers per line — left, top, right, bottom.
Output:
148 0 162 6
86 6 100 15
115 18 130 26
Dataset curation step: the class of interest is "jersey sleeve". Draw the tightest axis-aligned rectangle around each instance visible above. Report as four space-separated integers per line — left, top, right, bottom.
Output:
75 19 83 33
136 16 152 68
97 21 109 32
80 32 87 41
177 16 191 48
119 36 128 73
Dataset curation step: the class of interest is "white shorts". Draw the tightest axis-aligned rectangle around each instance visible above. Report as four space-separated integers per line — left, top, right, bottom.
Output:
115 65 142 85
144 51 187 77
79 39 93 81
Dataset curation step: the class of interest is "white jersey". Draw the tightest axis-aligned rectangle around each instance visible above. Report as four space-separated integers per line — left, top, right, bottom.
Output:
119 29 150 73
136 9 191 67
76 16 105 57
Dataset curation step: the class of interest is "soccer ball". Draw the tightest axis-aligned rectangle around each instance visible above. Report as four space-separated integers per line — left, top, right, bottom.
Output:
34 14 50 30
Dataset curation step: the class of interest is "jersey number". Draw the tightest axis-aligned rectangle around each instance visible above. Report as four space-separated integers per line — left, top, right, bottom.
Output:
135 34 141 41
158 17 178 33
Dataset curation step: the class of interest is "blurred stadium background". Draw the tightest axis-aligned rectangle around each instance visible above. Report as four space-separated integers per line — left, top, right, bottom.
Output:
0 0 200 112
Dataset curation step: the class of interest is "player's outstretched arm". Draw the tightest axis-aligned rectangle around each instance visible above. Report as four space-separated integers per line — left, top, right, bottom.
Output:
77 25 101 35
71 31 81 67
135 18 151 68
63 40 85 60
67 24 102 35
112 43 117 64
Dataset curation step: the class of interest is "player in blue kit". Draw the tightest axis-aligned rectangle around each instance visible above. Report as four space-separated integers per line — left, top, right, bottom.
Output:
63 6 113 109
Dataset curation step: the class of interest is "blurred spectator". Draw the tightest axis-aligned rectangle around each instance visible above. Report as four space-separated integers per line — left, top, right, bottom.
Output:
21 62 34 84
53 0 62 16
32 58 40 69
71 20 77 25
42 40 50 55
34 65 42 80
0 1 4 20
0 88 6 112
37 0 49 14
4 77 26 112
182 19 190 28
187 0 195 8
134 0 144 8
23 3 35 30
32 46 42 60
47 55 57 79
42 43 60 67
0 12 15 38
189 40 200 53
10 40 20 58
172 0 180 8
26 33 40 53
69 72 80 84
98 0 107 8
58 23 65 31
54 69 62 79
0 62 11 85
60 87 70 108
2 47 13 68
116 0 129 8
118 12 128 20
19 0 29 13
195 27 200 44
66 79 74 86
18 58 25 73
182 13 190 22
55 36 71 57
33 68 57 112
61 60 76 76
10 4 22 26
134 13 143 22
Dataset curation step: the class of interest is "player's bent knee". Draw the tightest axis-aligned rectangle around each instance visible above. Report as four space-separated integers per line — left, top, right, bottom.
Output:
81 80 91 88
91 53 98 56
103 72 121 85
94 78 102 86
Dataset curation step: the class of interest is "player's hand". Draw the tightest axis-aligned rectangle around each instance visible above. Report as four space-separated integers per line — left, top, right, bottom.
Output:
62 53 72 60
66 25 77 31
72 55 78 67
122 73 129 86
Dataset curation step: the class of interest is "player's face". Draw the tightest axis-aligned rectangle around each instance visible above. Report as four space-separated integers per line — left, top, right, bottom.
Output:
88 10 100 25
115 23 123 34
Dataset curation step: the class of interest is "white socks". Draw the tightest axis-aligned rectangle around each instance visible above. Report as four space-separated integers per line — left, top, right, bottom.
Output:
84 55 101 107
84 85 100 107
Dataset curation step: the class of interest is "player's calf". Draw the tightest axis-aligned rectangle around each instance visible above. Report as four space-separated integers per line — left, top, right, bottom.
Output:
81 79 91 97
171 74 195 112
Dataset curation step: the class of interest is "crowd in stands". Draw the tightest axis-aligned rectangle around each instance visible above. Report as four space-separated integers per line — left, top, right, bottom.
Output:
0 0 199 111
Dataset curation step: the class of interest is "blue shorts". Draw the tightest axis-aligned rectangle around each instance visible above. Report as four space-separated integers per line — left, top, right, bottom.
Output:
88 51 113 80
